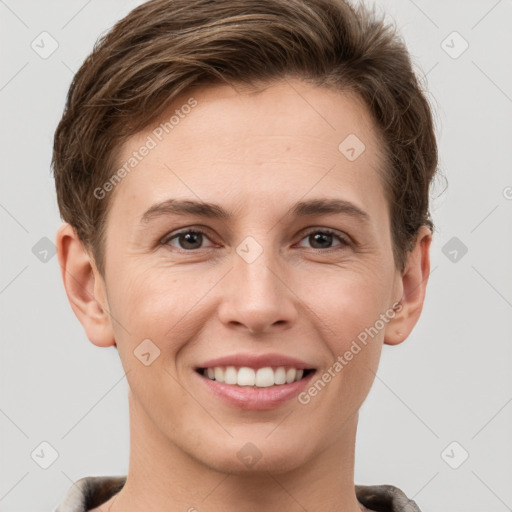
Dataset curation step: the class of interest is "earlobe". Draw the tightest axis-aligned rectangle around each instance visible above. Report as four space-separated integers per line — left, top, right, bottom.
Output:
56 223 115 348
384 225 432 346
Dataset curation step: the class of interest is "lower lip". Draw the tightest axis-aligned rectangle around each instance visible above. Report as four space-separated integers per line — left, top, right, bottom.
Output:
195 370 316 410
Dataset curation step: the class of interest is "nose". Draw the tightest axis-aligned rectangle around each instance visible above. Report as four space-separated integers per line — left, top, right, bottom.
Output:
217 245 299 335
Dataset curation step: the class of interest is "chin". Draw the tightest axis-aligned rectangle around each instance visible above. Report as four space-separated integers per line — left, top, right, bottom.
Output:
192 432 312 475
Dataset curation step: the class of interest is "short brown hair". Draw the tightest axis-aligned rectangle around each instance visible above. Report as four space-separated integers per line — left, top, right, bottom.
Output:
52 0 438 276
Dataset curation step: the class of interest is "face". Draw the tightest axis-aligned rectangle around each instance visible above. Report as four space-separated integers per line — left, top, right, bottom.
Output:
90 79 406 473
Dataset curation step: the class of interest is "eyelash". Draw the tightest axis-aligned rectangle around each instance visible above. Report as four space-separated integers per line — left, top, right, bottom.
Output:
160 227 351 253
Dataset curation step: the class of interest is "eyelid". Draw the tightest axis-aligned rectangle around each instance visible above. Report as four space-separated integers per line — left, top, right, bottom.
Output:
297 227 352 248
160 226 216 247
160 225 352 252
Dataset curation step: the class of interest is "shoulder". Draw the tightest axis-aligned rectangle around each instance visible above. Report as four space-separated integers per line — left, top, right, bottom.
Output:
54 475 126 512
355 483 422 512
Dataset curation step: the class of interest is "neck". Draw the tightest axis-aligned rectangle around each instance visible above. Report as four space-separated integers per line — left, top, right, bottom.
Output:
109 392 366 512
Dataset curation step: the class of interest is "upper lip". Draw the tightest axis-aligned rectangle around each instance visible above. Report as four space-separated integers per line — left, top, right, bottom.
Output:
196 353 316 371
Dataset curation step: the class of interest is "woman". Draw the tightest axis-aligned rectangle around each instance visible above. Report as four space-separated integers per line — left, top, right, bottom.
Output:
53 0 437 510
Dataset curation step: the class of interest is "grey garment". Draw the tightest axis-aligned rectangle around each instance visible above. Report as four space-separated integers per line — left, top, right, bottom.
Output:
55 476 422 512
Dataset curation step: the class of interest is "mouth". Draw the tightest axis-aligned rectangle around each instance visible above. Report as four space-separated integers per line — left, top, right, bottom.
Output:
195 366 316 387
194 365 317 410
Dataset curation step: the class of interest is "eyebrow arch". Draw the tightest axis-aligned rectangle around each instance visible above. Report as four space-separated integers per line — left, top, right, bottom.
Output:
140 198 370 224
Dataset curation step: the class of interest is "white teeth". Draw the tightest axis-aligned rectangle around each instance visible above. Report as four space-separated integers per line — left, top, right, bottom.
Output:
201 366 309 387
237 367 255 386
224 366 238 385
286 368 296 383
255 367 274 387
214 367 224 383
274 367 286 385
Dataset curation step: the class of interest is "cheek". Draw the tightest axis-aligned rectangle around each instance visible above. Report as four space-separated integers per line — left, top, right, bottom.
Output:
304 263 391 403
108 265 212 358
108 269 201 422
307 263 391 338
306 273 388 416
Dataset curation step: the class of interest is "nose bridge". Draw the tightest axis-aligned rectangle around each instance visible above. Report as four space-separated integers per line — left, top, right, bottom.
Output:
218 231 297 333
234 232 282 299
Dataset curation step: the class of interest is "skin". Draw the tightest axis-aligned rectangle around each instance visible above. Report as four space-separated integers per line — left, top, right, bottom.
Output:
57 78 432 512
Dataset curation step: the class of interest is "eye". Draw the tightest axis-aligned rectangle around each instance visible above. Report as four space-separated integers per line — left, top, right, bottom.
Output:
161 227 351 253
296 228 350 250
161 228 216 251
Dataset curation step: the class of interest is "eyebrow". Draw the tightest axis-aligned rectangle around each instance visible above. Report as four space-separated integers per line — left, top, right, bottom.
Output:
140 197 370 224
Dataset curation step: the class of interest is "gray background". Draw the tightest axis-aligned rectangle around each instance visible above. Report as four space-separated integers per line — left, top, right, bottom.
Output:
1 1 511 511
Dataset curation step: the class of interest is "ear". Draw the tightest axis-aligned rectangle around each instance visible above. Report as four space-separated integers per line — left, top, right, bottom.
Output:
55 223 115 348
384 225 432 346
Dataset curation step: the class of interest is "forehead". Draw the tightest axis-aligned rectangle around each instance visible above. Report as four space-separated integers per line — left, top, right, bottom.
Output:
108 79 388 226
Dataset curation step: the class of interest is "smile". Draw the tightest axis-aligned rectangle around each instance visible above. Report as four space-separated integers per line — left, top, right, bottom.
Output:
195 366 317 410
197 366 315 387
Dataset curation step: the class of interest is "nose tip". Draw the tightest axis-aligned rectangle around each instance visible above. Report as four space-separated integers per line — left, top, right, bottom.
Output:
245 318 287 335
217 259 298 335
226 297 293 335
